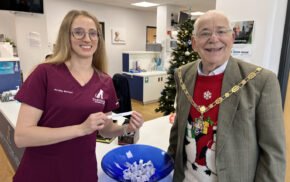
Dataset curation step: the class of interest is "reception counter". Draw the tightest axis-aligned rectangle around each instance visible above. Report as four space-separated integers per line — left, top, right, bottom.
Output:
0 101 23 170
0 101 173 181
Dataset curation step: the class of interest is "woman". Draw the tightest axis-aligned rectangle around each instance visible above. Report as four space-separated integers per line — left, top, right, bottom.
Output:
13 10 143 182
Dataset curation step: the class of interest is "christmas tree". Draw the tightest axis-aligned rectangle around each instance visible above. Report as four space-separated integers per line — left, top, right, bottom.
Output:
155 18 200 115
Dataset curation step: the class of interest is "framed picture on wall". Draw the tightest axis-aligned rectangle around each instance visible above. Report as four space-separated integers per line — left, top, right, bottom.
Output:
99 22 105 40
111 28 126 44
231 20 254 44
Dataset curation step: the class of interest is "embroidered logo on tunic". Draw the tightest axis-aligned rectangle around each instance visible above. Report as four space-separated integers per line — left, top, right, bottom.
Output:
92 89 105 105
95 89 104 99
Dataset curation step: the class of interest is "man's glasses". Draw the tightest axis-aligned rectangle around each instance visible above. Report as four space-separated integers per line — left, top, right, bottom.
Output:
195 29 232 40
71 28 99 41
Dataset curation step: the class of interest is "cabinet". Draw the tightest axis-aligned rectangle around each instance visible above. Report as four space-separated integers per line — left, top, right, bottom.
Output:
122 51 166 104
122 51 161 72
0 108 24 170
124 71 167 104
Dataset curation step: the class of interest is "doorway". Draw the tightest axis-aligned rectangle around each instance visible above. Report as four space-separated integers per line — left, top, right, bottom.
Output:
146 26 156 44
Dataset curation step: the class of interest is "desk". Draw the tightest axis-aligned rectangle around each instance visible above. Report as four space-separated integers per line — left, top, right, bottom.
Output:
0 101 23 170
0 101 173 181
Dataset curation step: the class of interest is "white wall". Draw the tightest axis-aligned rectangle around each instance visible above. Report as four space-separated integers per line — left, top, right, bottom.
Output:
0 11 16 42
216 0 287 74
14 13 49 78
156 5 181 70
44 0 156 75
0 11 49 78
0 0 156 78
1 0 286 77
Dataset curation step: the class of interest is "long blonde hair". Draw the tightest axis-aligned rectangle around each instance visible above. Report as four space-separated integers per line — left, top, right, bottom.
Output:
47 10 107 73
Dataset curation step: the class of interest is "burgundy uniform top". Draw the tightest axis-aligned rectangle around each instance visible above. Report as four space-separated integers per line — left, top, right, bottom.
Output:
13 63 119 182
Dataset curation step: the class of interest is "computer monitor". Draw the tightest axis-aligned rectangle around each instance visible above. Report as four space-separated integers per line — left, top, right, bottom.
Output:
178 11 190 25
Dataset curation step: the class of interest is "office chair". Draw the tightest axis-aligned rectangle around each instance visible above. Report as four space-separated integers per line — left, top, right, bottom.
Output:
112 73 132 118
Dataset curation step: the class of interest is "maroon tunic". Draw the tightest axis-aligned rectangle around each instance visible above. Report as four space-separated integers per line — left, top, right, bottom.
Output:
13 63 119 182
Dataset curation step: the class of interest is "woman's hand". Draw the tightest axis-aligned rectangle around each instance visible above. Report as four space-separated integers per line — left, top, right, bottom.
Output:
126 111 144 133
80 112 108 135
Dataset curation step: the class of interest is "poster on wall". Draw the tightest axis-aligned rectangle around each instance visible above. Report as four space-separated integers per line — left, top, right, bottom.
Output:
231 20 254 61
28 31 41 48
232 20 254 44
111 28 126 44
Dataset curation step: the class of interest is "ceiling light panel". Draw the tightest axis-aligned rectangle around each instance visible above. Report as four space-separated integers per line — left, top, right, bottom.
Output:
131 1 159 7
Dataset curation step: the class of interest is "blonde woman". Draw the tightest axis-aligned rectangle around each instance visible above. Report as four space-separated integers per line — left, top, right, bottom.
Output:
13 10 143 182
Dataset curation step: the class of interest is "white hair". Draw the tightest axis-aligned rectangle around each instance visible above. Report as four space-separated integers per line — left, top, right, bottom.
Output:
192 10 231 36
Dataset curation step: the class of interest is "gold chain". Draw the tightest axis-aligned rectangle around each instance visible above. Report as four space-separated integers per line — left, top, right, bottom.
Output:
178 67 262 116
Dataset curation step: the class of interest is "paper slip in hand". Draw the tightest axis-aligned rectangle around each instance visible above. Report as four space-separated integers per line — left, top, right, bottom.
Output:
107 111 132 119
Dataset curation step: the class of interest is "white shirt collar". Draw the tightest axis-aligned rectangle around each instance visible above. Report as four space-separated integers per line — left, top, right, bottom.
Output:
197 60 228 76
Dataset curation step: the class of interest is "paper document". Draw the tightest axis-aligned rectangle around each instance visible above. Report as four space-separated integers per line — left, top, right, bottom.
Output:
107 111 132 119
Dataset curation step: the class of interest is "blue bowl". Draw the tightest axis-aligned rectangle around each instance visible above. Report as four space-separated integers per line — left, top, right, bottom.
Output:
101 144 174 182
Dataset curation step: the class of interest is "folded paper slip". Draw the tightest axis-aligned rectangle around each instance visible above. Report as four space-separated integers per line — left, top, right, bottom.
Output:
107 111 132 120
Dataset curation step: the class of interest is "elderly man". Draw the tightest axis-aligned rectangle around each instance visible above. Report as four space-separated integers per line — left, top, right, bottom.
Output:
168 10 285 182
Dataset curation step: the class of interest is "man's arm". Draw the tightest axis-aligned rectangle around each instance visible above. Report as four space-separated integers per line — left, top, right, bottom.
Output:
255 71 286 182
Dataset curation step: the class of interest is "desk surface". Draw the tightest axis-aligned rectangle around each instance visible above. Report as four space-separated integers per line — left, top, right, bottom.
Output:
0 101 173 181
0 101 20 128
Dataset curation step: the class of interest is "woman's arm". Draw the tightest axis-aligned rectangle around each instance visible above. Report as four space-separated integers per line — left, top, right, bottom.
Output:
14 103 107 148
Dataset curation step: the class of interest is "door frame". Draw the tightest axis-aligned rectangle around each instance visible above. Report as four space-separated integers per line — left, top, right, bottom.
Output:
278 1 290 109
146 26 156 44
